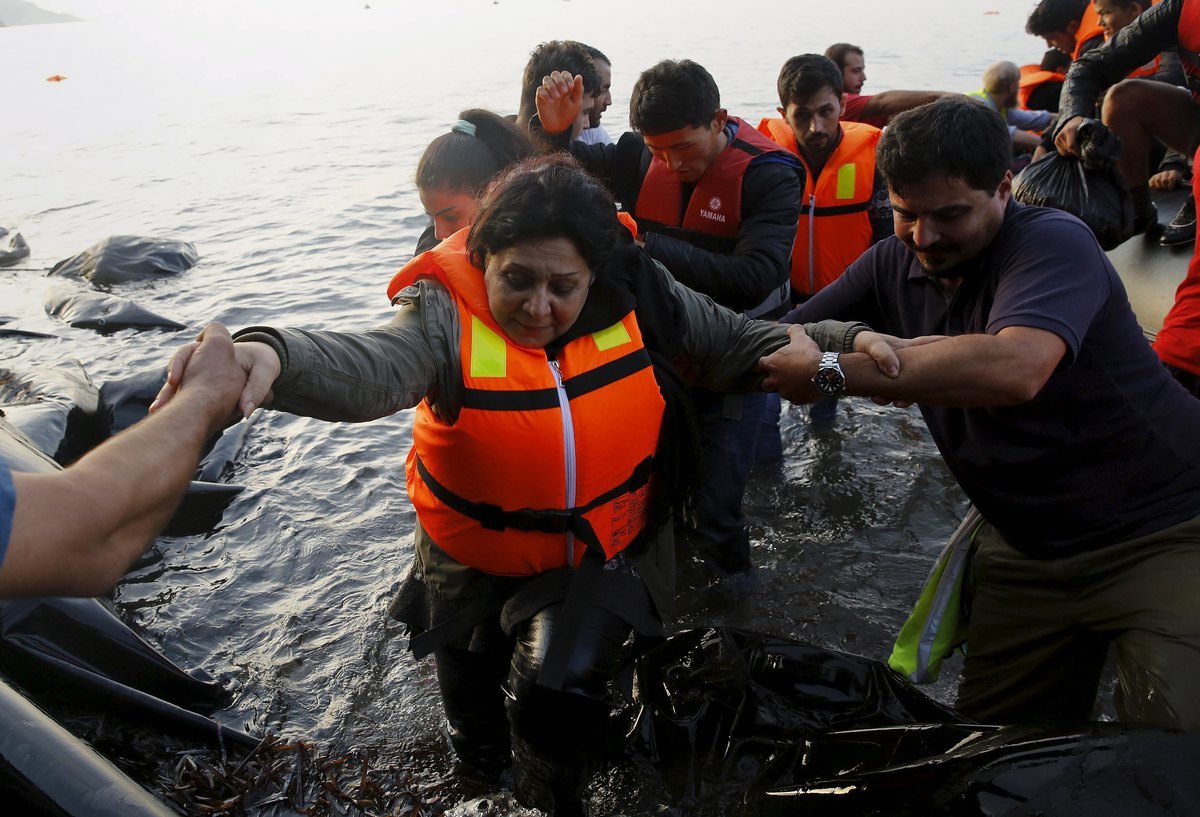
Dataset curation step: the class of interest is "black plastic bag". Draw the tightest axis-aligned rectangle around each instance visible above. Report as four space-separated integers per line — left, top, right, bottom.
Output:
626 628 1200 816
1012 119 1134 250
625 628 965 811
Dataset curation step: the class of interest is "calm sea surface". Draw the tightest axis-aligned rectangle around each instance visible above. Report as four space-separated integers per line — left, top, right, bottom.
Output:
1 1 1047 812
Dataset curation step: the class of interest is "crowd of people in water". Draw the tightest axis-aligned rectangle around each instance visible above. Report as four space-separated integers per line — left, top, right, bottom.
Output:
4 0 1200 814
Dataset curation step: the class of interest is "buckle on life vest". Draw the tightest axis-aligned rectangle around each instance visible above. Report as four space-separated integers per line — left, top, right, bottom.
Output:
513 507 573 534
476 502 573 534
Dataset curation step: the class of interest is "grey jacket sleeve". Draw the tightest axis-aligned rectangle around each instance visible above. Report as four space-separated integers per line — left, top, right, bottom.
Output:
233 280 462 422
655 260 870 391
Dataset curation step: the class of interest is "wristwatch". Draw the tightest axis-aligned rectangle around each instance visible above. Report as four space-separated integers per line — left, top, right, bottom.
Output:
812 351 847 396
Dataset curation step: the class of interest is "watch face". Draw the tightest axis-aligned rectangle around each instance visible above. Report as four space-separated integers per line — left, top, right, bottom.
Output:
812 351 846 396
813 366 846 396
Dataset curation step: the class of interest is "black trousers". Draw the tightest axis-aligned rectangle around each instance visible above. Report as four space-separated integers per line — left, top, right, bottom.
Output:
433 601 633 815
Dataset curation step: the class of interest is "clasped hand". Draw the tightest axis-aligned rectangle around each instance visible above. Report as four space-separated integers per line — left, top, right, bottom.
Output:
758 325 945 408
150 322 281 421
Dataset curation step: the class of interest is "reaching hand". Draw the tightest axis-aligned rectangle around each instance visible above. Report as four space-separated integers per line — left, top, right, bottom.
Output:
535 71 585 136
852 331 900 378
857 332 946 408
150 323 281 422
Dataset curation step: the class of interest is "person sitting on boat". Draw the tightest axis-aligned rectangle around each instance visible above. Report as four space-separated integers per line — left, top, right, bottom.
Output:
823 43 958 128
1055 0 1197 243
153 155 895 815
756 53 892 427
1054 0 1200 391
531 59 802 574
970 61 1057 159
760 96 1200 732
0 324 246 597
414 109 535 255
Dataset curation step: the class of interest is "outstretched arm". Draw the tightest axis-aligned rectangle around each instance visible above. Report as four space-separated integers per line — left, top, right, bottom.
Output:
2 323 248 597
759 324 1066 407
859 90 961 122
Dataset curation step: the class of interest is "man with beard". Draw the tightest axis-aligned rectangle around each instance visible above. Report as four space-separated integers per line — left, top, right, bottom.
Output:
579 44 614 145
758 96 1200 730
756 53 892 426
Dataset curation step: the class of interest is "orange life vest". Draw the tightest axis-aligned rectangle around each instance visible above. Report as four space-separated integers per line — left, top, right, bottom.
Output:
633 116 788 252
1154 143 1200 373
756 117 881 297
1018 65 1066 110
386 231 665 577
1073 3 1108 59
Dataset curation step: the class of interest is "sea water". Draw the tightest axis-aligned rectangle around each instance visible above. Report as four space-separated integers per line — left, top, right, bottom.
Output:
0 1 1047 812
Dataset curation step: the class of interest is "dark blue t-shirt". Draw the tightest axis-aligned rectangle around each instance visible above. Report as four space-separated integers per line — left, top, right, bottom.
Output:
790 199 1200 556
0 462 13 568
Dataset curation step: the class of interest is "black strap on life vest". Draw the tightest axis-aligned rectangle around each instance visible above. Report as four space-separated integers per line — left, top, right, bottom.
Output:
411 454 654 688
460 348 654 413
414 454 653 552
800 200 871 217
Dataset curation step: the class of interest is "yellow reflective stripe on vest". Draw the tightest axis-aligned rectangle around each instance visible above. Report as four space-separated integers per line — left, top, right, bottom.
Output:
888 505 984 684
469 316 507 378
836 163 857 200
591 321 632 352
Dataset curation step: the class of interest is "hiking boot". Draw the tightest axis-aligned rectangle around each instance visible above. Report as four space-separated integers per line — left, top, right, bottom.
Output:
1161 195 1196 246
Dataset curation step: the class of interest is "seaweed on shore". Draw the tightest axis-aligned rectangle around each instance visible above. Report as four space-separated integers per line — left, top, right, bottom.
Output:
76 716 455 816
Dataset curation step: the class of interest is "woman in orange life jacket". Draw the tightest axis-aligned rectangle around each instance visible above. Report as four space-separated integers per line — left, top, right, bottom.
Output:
413 109 536 255
157 155 897 815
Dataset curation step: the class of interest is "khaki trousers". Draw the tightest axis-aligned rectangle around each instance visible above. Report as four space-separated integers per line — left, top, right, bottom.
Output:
955 513 1200 730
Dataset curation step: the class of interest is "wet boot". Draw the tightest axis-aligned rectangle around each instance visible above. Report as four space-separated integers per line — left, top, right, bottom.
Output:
505 604 632 815
433 645 512 775
507 681 608 816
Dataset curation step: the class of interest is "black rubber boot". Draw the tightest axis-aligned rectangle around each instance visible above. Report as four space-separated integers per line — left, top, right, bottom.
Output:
433 645 513 775
505 604 632 815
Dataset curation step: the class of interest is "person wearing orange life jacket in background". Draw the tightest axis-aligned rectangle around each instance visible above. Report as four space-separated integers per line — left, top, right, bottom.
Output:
1028 0 1109 61
757 54 893 428
1055 0 1200 395
531 60 803 576
156 155 892 816
1026 0 1110 158
823 42 958 128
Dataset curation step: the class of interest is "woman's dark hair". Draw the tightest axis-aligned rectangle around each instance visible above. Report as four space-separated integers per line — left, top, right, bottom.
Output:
629 59 721 135
466 154 619 274
876 97 1012 196
415 109 535 194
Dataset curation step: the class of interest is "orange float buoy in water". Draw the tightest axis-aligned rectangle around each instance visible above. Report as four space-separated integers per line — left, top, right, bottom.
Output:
46 75 67 82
